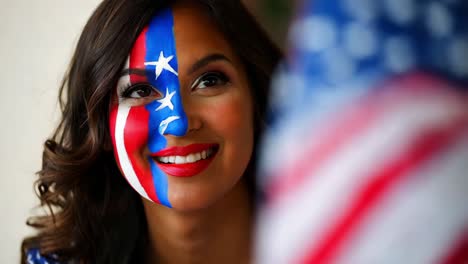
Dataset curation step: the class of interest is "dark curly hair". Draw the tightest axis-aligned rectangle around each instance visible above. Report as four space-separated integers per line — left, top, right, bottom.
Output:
21 0 281 263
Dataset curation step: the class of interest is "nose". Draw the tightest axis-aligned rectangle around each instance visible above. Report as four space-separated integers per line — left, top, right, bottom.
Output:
159 103 188 137
185 103 203 133
159 97 202 136
146 90 188 153
160 114 188 136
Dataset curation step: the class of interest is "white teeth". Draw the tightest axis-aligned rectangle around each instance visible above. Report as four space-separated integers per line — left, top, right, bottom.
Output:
169 156 176 163
186 154 196 163
175 156 186 164
157 148 216 164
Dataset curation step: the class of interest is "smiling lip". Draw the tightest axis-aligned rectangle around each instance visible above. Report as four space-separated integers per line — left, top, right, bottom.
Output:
152 143 219 177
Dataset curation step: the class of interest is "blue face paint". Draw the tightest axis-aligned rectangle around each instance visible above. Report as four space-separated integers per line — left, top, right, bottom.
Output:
145 8 188 148
143 8 189 207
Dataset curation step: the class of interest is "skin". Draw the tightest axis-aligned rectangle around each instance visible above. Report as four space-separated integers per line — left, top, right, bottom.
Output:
154 3 254 212
111 1 255 263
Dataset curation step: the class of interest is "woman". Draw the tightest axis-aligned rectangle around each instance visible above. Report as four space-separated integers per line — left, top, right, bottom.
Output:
22 0 281 263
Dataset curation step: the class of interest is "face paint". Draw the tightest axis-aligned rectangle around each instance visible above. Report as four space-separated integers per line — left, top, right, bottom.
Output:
109 8 188 207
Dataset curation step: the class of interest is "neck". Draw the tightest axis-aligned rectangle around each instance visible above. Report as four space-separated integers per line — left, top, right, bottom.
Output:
143 179 252 264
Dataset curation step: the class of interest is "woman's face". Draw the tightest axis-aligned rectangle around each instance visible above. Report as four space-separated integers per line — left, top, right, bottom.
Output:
109 2 254 210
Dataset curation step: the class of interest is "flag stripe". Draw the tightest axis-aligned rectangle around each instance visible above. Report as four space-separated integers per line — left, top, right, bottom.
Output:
115 103 150 201
256 84 466 263
142 8 181 207
298 116 468 264
332 134 468 263
130 27 148 84
124 106 159 202
440 229 468 264
266 73 463 205
267 91 389 204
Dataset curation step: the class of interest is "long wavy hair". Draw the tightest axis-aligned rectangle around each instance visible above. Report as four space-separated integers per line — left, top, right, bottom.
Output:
21 0 281 263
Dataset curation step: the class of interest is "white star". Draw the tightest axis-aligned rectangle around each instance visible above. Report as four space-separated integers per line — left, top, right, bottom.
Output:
27 254 34 264
155 87 176 111
144 51 178 80
159 116 180 135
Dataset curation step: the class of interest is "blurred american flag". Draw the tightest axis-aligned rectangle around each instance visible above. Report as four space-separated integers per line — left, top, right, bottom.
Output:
256 0 468 263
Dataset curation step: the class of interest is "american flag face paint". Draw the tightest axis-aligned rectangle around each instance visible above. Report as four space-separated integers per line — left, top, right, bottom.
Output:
109 8 187 207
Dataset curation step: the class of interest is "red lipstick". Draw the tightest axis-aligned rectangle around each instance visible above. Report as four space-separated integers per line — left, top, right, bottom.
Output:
154 143 217 156
152 144 218 177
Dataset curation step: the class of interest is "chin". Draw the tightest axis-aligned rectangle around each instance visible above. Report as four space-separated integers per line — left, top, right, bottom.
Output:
166 182 224 212
168 196 213 212
169 173 247 212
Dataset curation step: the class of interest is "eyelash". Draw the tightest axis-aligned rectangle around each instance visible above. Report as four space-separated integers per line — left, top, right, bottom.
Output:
120 83 160 99
191 71 230 91
118 71 229 99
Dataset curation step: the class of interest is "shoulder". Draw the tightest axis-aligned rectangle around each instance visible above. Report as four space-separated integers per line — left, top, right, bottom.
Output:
26 248 62 264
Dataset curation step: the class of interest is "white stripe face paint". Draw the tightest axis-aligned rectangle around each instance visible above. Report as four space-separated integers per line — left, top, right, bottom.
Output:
115 101 150 201
114 58 149 201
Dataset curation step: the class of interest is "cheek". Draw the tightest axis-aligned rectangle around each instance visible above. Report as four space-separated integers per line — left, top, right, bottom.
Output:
110 104 150 165
209 92 254 156
110 103 163 204
217 93 254 188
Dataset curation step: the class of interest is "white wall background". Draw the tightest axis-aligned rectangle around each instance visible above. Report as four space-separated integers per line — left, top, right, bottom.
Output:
0 1 100 262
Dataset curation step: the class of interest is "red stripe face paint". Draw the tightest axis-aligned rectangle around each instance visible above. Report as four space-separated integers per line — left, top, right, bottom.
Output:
110 8 188 207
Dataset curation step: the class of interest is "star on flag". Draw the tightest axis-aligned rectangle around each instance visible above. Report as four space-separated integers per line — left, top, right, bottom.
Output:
159 116 180 135
145 51 178 80
155 87 176 111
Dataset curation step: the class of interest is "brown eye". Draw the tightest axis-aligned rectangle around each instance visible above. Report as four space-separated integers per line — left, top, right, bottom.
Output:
123 84 160 99
192 72 229 90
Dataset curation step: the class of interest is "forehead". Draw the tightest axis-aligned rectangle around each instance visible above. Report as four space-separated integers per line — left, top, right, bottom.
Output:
130 2 237 71
172 1 235 59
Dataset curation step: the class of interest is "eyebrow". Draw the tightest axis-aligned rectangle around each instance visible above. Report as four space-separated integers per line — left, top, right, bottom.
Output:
119 53 232 77
119 68 147 77
188 53 232 74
